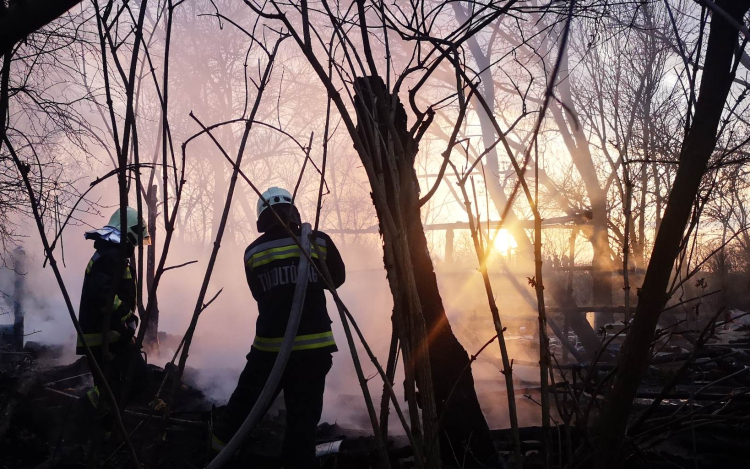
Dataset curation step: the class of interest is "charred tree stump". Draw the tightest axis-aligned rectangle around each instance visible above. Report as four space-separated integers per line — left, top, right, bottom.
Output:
353 76 495 466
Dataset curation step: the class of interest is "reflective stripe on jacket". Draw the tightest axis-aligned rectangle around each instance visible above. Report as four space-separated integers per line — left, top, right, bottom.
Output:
244 227 345 353
244 237 328 270
211 434 226 452
76 240 138 355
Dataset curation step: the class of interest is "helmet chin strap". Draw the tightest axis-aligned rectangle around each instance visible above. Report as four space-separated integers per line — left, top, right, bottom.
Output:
127 233 138 246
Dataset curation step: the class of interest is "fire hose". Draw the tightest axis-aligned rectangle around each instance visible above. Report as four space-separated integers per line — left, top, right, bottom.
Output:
207 223 312 469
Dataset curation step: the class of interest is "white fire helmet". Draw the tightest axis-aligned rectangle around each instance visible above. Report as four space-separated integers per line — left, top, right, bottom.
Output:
256 187 294 220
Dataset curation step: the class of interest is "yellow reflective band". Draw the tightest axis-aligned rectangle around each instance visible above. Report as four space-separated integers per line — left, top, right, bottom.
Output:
248 249 325 269
246 245 327 269
123 268 132 280
245 237 328 262
287 340 337 351
86 260 94 274
252 331 336 352
120 310 134 323
87 386 100 408
211 434 226 452
113 295 122 310
255 331 334 343
76 331 122 347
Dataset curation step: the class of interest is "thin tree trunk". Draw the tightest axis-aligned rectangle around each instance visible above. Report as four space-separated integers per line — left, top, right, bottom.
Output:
533 166 551 469
637 163 647 270
563 228 578 363
144 183 159 349
454 175 524 467
719 223 729 309
653 162 662 234
623 173 633 322
591 201 614 328
11 247 25 350
379 328 398 441
312 238 392 469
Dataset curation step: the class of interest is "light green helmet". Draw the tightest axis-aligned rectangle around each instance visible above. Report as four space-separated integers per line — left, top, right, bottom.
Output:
106 207 151 246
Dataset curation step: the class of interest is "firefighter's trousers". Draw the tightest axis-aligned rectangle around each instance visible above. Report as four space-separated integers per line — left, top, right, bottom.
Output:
80 343 148 428
213 348 332 468
91 344 148 404
75 343 149 450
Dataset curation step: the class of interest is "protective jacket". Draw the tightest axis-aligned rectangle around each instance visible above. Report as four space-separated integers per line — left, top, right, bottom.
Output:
243 226 345 353
76 240 139 355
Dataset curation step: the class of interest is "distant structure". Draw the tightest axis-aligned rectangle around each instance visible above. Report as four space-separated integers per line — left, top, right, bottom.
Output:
0 246 26 350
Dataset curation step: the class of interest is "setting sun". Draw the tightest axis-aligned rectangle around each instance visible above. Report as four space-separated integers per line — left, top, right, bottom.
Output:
492 228 517 253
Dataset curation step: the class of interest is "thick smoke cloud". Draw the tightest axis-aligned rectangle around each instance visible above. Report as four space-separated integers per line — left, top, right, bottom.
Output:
4 182 545 431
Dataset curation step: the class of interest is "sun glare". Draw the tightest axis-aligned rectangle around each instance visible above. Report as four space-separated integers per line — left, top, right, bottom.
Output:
492 228 517 254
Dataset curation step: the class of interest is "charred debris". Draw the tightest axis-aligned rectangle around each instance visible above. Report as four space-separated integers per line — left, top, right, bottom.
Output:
2 274 750 468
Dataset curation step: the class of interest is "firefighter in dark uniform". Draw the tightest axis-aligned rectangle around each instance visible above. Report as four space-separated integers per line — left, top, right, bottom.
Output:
212 187 345 468
77 206 150 418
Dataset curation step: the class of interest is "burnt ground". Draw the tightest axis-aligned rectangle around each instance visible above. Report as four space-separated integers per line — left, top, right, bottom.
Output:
2 330 750 469
0 344 414 469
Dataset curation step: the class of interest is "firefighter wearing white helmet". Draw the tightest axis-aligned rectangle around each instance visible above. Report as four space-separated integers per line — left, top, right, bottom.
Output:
212 187 346 467
76 206 150 444
256 186 293 217
255 186 301 232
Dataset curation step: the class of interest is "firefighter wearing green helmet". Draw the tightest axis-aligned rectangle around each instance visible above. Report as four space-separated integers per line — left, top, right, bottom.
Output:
76 206 150 433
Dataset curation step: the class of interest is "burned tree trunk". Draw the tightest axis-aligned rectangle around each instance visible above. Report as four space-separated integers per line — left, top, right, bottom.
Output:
595 2 750 466
353 76 495 466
